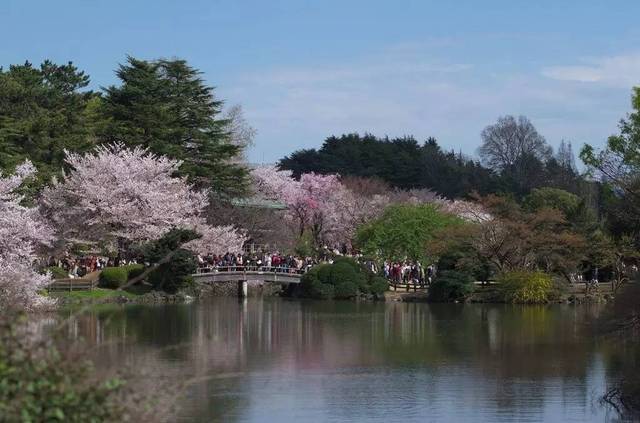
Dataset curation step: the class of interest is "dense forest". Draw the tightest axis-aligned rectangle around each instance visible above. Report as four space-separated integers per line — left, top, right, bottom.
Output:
279 128 589 201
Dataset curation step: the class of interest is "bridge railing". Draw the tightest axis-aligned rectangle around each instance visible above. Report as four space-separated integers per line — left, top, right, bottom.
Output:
194 265 308 275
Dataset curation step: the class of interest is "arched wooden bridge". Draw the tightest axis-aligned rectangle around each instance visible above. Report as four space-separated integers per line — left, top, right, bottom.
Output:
191 266 304 295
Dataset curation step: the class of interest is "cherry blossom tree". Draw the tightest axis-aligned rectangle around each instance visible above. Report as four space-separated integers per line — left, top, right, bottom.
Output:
41 144 246 257
0 161 54 310
297 172 345 246
326 187 390 248
437 199 491 223
251 166 383 248
250 166 301 207
41 144 208 250
251 167 338 243
250 166 306 234
251 166 491 251
184 224 247 255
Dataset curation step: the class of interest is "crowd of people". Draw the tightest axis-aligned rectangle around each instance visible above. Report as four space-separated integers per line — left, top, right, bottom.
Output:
196 252 317 274
384 261 435 286
44 247 437 287
45 255 139 278
197 252 438 286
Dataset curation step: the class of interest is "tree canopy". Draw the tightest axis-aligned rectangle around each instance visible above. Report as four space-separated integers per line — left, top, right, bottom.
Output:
0 60 99 186
0 161 53 310
279 134 498 199
479 115 552 171
278 131 590 200
0 57 252 198
581 87 640 243
100 57 249 197
355 203 462 263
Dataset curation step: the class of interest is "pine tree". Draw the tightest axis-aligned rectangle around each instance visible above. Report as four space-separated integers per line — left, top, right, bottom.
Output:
0 60 98 185
100 56 249 197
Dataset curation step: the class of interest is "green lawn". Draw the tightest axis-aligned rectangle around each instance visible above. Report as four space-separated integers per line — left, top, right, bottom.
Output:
50 285 152 301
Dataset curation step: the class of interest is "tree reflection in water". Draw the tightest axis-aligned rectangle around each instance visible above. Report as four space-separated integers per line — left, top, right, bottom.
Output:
44 299 618 422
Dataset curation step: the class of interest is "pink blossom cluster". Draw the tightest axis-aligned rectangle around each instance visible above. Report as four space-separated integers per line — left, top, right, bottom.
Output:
436 199 491 223
251 166 388 246
42 144 209 244
0 161 54 310
41 144 246 256
327 189 390 245
251 166 491 247
184 224 247 255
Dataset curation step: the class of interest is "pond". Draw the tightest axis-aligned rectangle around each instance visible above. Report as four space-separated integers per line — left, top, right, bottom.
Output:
60 298 618 422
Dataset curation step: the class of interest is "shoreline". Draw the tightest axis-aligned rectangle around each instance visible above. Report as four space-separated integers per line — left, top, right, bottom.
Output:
51 284 614 307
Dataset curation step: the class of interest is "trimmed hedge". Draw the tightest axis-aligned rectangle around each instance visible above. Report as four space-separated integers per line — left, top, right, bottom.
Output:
299 257 386 300
99 264 144 289
498 271 553 304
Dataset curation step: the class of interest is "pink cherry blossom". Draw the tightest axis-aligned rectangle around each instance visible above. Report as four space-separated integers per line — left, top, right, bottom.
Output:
436 199 491 223
0 161 54 310
184 222 247 255
41 143 247 259
251 166 388 247
41 143 209 248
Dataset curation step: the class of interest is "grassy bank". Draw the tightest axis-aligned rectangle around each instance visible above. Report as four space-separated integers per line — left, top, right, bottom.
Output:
49 285 152 304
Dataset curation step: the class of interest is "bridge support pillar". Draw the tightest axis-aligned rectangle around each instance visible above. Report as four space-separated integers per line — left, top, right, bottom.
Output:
237 280 248 298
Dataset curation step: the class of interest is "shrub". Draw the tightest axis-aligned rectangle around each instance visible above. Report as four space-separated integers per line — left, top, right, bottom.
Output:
128 266 146 281
148 249 197 293
44 266 68 280
0 314 174 422
299 258 386 300
334 280 359 299
428 270 474 302
316 263 332 285
369 276 389 297
0 315 126 421
498 271 553 304
334 258 374 293
301 267 334 299
332 257 360 269
331 262 366 294
313 280 336 299
99 264 144 289
99 267 128 289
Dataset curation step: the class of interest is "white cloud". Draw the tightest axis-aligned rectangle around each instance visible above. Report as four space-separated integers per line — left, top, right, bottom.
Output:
242 62 473 86
221 48 633 163
541 66 602 82
542 53 640 86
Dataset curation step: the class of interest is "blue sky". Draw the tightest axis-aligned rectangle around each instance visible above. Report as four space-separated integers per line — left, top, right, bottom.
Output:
2 0 640 163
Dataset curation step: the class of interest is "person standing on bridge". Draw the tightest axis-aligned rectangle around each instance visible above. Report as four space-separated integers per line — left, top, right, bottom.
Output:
236 254 243 271
265 254 272 270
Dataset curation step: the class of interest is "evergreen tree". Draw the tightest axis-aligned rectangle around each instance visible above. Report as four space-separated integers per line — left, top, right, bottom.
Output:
279 133 498 198
100 56 248 197
0 60 98 186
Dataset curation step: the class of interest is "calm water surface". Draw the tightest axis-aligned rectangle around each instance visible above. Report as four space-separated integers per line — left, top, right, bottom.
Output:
62 298 617 422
